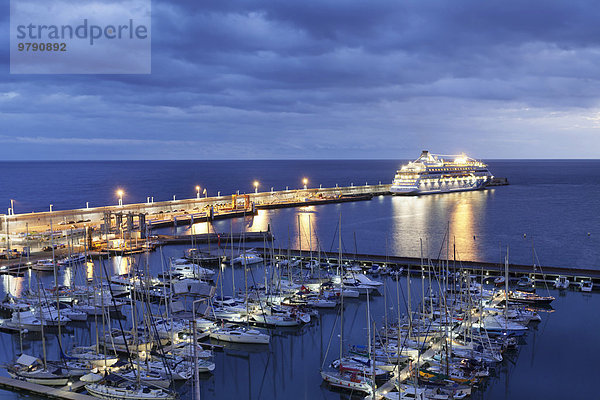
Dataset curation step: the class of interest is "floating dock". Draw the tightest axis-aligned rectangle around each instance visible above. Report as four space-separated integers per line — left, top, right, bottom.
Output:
155 231 273 245
0 376 95 400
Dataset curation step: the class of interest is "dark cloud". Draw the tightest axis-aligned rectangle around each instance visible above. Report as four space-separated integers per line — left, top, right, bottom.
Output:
1 0 600 159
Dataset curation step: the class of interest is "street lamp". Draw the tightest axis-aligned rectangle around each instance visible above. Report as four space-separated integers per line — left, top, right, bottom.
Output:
254 181 259 194
117 189 124 206
196 185 201 199
303 178 308 190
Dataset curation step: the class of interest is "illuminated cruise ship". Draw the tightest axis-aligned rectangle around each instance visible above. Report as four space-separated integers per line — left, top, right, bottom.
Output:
391 151 493 195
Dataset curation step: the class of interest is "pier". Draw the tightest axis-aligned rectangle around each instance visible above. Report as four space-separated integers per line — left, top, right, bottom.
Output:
1 184 390 237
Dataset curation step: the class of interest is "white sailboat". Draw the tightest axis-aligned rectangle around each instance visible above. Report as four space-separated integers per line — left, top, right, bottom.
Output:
209 325 270 344
85 378 178 400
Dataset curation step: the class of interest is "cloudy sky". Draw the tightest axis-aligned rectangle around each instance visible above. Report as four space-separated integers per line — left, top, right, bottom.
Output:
1 0 600 160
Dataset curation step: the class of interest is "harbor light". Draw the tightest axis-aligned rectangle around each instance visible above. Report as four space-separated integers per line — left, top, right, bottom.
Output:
49 204 53 212
196 185 200 199
117 189 124 206
303 178 308 190
10 199 14 215
254 181 259 193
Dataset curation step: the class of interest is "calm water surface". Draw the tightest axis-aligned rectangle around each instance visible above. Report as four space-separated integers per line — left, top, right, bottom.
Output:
1 160 598 268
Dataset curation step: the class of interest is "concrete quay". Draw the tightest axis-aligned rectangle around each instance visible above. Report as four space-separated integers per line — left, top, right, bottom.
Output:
0 184 391 236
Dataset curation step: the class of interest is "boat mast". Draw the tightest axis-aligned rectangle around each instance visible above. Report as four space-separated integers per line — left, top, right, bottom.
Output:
35 255 47 370
505 246 509 332
407 261 412 341
366 287 371 360
444 222 450 377
52 221 63 354
338 213 343 363
244 228 248 324
309 215 312 273
395 257 401 383
298 215 302 285
230 220 235 296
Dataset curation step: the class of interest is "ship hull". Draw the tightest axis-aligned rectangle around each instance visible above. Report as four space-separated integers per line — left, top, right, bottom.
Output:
391 178 489 195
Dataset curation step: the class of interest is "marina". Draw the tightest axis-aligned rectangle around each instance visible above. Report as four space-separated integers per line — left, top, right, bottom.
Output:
0 159 598 400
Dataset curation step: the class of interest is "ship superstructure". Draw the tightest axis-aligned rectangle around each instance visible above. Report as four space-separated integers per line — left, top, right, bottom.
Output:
391 151 493 195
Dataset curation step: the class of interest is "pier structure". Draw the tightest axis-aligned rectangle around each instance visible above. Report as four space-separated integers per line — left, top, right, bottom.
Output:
0 376 94 400
0 183 390 238
261 248 600 288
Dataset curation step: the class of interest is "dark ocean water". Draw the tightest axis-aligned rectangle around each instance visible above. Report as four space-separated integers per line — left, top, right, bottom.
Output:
1 160 599 268
0 160 598 400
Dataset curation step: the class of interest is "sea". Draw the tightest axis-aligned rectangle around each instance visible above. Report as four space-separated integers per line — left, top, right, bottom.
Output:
0 159 598 400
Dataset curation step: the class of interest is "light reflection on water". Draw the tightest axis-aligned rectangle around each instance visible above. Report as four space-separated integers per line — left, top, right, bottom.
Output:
181 192 488 263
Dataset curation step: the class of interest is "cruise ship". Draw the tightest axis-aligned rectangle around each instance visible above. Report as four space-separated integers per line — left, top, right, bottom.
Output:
390 151 493 195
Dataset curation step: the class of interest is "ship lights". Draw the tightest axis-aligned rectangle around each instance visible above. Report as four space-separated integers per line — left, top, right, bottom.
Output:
454 155 468 164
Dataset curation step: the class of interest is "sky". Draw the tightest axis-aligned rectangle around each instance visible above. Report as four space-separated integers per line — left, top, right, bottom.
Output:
1 0 600 160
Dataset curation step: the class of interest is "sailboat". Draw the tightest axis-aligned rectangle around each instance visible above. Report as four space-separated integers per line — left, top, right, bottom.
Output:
209 324 270 344
320 214 374 397
211 228 271 345
85 375 178 400
231 250 264 265
6 354 71 386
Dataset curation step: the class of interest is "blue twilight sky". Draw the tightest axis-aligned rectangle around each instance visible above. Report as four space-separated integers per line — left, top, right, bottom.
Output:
1 0 600 160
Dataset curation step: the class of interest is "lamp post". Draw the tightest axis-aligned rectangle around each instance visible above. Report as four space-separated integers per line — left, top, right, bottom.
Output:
254 181 259 194
117 190 124 207
196 186 201 199
303 178 308 190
